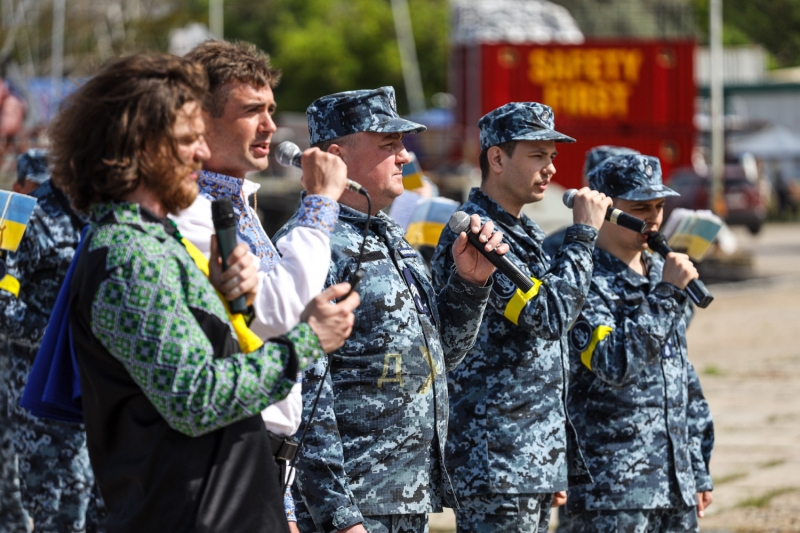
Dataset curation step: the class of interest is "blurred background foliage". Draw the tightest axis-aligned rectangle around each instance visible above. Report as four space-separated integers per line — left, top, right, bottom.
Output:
4 0 800 112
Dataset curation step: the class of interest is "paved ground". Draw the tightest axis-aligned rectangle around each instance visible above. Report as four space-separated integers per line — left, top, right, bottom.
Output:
687 223 800 533
431 222 800 532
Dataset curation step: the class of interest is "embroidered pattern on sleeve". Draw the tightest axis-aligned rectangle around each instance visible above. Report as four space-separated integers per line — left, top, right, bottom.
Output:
88 222 297 437
296 195 340 237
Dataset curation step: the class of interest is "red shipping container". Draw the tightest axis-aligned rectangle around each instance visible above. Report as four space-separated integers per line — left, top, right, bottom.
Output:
450 40 696 190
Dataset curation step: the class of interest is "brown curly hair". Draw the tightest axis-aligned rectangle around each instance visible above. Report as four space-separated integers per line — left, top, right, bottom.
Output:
185 40 281 118
49 54 209 213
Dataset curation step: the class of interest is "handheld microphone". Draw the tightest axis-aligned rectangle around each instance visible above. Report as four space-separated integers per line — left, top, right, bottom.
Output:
211 198 248 314
448 211 534 293
646 232 714 309
276 141 367 196
562 189 648 234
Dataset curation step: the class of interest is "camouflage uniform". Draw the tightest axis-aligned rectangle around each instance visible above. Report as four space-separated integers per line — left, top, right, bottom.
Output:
1 161 100 532
0 350 28 533
1 149 52 533
430 103 594 533
558 155 713 533
273 87 492 533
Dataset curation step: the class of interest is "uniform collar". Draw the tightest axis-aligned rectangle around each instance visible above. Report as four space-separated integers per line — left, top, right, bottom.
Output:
337 202 406 245
467 187 545 245
593 247 659 288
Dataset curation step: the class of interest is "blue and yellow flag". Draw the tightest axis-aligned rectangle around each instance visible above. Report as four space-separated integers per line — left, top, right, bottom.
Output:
406 197 460 249
0 191 37 252
402 153 424 191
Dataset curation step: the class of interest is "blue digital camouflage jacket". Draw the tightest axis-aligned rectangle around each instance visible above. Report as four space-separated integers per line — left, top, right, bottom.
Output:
565 247 714 512
430 188 595 498
274 203 491 532
0 180 85 345
0 180 86 416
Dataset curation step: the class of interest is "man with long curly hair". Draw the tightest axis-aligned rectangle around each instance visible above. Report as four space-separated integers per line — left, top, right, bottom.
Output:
47 53 359 533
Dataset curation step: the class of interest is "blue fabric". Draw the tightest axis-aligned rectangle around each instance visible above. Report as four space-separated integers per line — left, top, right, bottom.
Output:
19 228 87 423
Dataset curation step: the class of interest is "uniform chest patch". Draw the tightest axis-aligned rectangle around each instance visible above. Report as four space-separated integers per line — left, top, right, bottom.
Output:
570 317 593 352
344 249 386 262
492 272 517 300
397 242 418 258
402 266 429 315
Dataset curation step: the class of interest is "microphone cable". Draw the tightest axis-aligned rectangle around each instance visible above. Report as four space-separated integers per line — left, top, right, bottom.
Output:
283 188 372 494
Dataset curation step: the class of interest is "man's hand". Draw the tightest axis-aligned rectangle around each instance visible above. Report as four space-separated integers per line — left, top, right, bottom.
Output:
208 236 258 307
338 525 367 533
571 187 612 230
300 147 349 201
301 283 360 353
552 490 567 508
288 521 301 533
661 252 698 290
452 214 509 286
697 491 713 518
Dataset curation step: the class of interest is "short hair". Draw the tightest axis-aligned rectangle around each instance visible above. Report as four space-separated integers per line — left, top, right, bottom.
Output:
312 135 353 153
479 140 518 181
49 54 208 213
186 40 281 118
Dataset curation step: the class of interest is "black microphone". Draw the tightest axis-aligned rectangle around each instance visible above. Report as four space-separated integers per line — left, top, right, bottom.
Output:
647 232 714 309
211 198 248 314
562 189 648 234
275 141 367 196
448 211 534 293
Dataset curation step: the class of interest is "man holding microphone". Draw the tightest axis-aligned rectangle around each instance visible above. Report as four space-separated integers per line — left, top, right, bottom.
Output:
172 40 349 529
559 154 713 532
430 102 612 532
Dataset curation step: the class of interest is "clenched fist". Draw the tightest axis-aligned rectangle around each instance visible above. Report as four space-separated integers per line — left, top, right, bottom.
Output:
661 252 698 290
571 187 612 231
300 147 349 201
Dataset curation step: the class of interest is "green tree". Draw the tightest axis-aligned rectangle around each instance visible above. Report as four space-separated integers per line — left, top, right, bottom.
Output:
224 0 449 113
691 0 800 67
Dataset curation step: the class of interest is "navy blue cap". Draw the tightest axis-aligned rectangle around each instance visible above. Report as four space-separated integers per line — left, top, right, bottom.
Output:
17 149 49 184
307 86 426 145
478 102 575 151
588 154 679 201
583 145 640 178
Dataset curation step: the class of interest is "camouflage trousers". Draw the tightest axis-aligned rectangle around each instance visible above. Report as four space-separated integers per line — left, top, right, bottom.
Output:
7 342 99 533
456 493 554 533
293 495 427 533
556 505 698 533
0 352 30 533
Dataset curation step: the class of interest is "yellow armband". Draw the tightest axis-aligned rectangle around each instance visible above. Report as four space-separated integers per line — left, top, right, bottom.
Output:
580 326 614 371
503 277 542 326
0 274 20 298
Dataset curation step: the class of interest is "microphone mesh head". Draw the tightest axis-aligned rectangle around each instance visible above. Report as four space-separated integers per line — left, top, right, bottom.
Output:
646 231 667 248
276 141 301 167
211 197 236 228
562 189 578 208
448 211 471 234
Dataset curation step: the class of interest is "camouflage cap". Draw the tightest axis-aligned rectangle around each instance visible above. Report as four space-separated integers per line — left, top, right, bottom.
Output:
588 154 679 201
16 149 49 184
583 145 640 179
307 86 426 145
478 102 575 151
